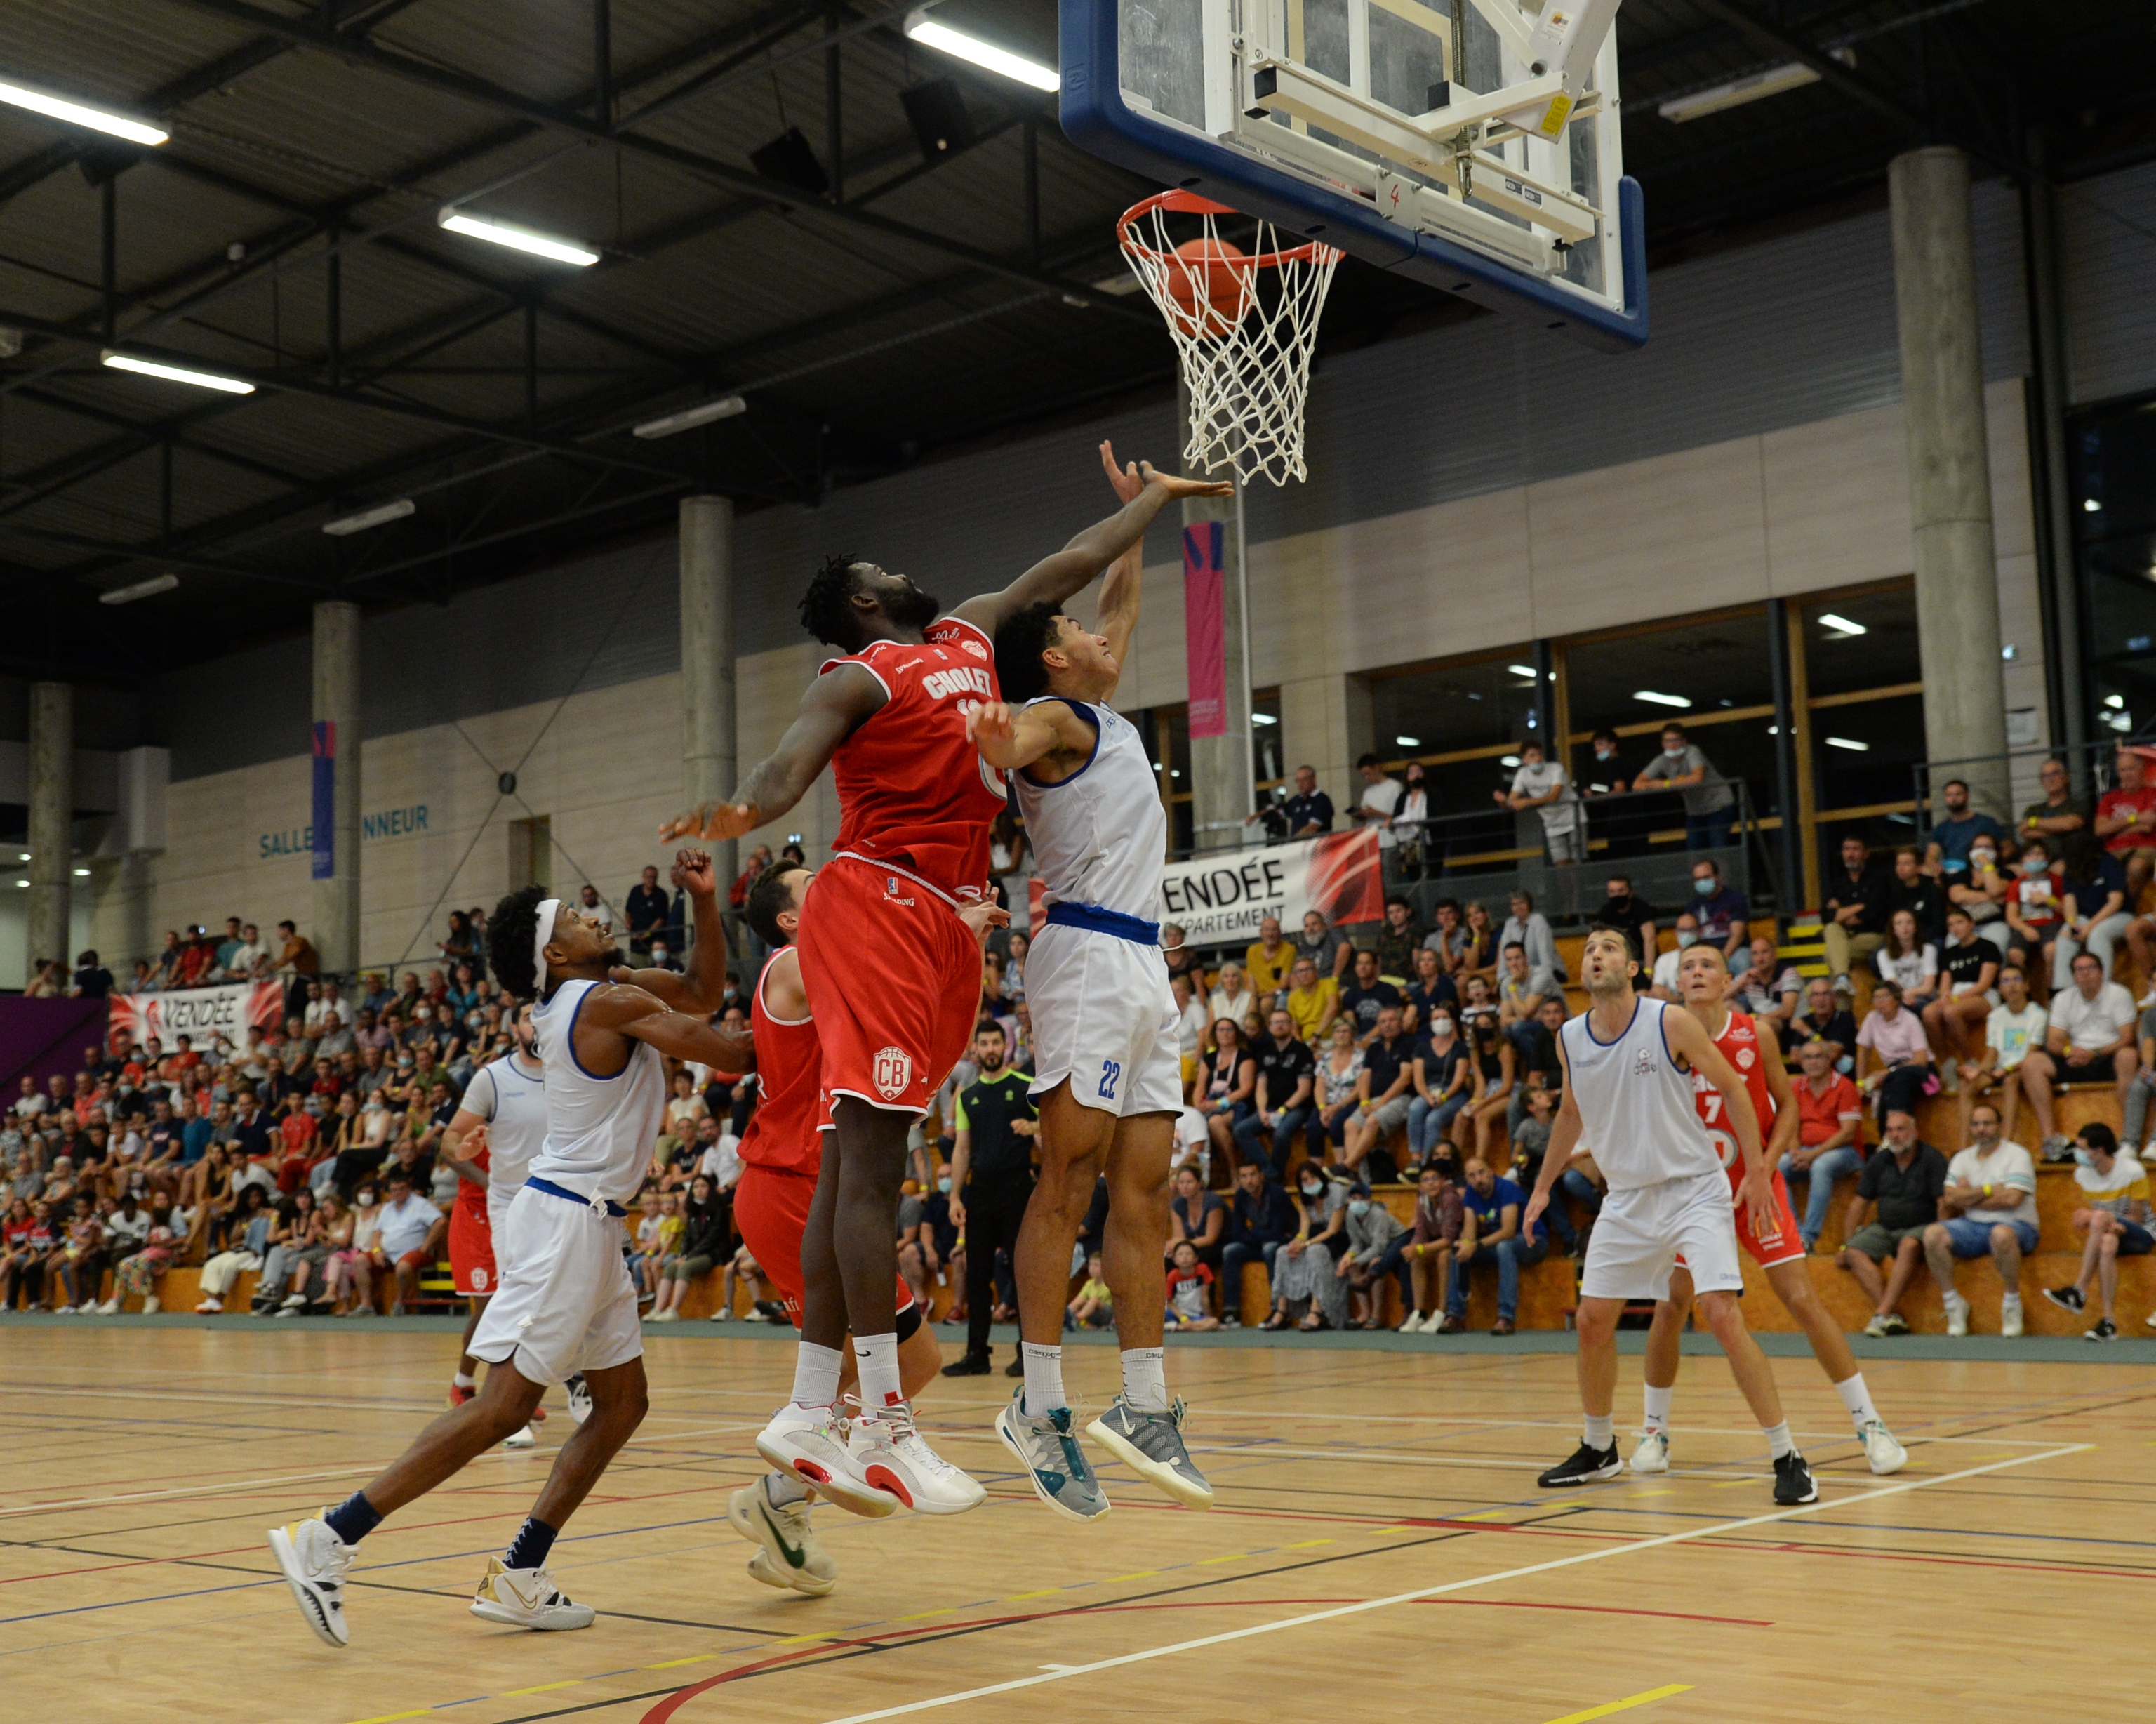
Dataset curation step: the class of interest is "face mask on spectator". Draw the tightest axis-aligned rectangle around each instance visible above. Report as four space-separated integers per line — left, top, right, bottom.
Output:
936 1176 952 1194
2073 1148 2097 1169
1693 877 1714 896
2021 856 2047 875
357 1188 376 1205
1300 1179 1324 1198
1675 930 1698 949
1431 1015 1453 1035
1971 847 1996 868
1664 745 1686 760
1595 745 1616 761
1348 1198 1371 1218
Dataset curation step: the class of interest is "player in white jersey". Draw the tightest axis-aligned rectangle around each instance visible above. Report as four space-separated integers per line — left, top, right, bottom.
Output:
1522 927 1818 1505
966 441 1211 1520
267 854 747 1648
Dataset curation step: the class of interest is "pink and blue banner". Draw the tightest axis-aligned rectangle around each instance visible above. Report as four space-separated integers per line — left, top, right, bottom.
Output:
310 721 335 881
1183 520 1226 739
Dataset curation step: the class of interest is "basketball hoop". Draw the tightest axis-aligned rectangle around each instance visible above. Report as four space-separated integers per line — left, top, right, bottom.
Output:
1118 190 1341 488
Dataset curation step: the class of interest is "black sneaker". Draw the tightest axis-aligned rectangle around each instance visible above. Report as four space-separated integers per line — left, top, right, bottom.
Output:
2044 1286 2086 1314
943 1351 992 1377
1537 1442 1622 1487
1879 1313 1911 1336
2087 1317 2119 1342
1004 1355 1025 1377
1774 1452 1818 1505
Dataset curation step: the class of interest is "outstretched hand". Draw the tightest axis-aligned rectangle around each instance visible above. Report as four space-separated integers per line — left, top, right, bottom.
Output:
1140 459 1234 500
966 701 1017 754
670 847 716 898
1100 439 1145 505
658 802 757 842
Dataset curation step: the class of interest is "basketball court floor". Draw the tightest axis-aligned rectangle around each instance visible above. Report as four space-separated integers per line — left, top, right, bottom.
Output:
3 1320 2145 1722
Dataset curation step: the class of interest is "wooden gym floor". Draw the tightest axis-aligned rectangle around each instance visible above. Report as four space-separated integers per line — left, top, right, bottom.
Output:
2 1321 2147 1723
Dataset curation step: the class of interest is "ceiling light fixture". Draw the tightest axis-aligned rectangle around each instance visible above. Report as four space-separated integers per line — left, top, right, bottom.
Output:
72 867 91 878
903 9 1060 91
1500 754 1521 767
1818 611 1868 637
2106 695 2126 710
1632 689 1691 709
98 573 180 605
322 498 415 536
1825 736 1870 752
102 351 253 393
437 208 599 266
0 77 166 147
1251 712 1278 726
632 396 746 439
1396 736 1420 747
1507 663 1537 678
1656 48 1854 124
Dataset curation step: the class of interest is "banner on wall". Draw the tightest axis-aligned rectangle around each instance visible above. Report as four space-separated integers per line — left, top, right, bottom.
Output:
107 981 284 1051
1029 830 1383 946
310 721 336 881
1183 520 1226 739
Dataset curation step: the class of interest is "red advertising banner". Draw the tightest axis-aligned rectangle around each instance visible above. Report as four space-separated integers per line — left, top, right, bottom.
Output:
1183 519 1226 739
107 981 285 1052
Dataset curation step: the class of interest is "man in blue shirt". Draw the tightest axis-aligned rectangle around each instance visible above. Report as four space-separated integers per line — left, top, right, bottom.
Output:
1689 857 1750 962
1279 765 1334 838
1437 1154 1548 1336
1220 1160 1296 1327
1924 778 2007 880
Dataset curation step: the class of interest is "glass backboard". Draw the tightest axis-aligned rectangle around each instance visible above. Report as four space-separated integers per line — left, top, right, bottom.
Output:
1062 0 1647 349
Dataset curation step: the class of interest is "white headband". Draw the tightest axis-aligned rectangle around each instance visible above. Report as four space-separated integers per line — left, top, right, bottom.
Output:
532 898 561 990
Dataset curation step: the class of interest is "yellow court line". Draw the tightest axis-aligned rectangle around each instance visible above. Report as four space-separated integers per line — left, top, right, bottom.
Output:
1004 1589 1062 1601
500 1681 585 1697
646 1655 719 1671
347 1712 439 1723
1280 1538 1333 1549
1544 1683 1693 1723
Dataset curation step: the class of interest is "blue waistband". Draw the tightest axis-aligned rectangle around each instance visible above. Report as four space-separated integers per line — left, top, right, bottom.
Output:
1045 901 1161 945
527 1176 628 1219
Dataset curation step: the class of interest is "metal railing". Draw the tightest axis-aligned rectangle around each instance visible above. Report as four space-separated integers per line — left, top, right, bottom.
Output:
1913 732 2156 839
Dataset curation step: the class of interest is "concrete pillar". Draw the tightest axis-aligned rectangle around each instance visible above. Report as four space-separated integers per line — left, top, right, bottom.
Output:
680 494 738 888
25 681 71 987
1891 145 2009 816
312 600 361 974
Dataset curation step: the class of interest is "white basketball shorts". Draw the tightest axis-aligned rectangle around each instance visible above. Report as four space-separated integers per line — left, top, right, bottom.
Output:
468 1183 644 1386
486 1183 524 1279
1025 920 1185 1118
1578 1168 1744 1303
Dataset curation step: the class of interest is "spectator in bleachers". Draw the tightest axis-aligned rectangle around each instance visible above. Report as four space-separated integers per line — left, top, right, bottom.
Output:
1589 875 1659 964
1458 901 1500 985
1838 1108 1947 1337
1500 889 1561 979
1925 778 2008 883
1207 962 1258 1031
3 1197 49 1307
1341 1187 1410 1329
375 1169 443 1315
1164 1240 1220 1332
1726 935 1801 1041
2044 1122 2151 1341
1439 1155 1543 1336
1337 948 1402 1048
1168 1164 1226 1277
2054 833 2130 993
1374 896 1423 985
1409 1005 1471 1174
1263 1163 1349 1330
1496 941 1558 1073
1875 909 1939 1010
1392 762 1432 879
623 863 670 960
1281 764 1334 838
1785 1038 1863 1252
2004 835 2065 997
1949 837 2010 955
1396 1165 1462 1332
1246 916 1296 1005
1856 980 1933 1130
2021 756 2091 849
1341 1004 1413 1179
1961 964 2047 1146
1298 908 1352 983
1350 753 1404 859
1578 727 1626 796
1221 1160 1296 1328
1648 914 1698 1000
1886 845 1948 949
2096 748 2156 906
1632 722 1736 849
1192 1018 1258 1167
1422 898 1467 976
1310 1018 1365 1164
1498 739 1585 864
1404 946 1458 1035
2023 950 2139 1162
1924 907 2000 1070
1821 833 1891 990
1236 1008 1315 1180
1508 1085 1576 1254
1688 858 1750 963
72 950 113 999
194 1183 274 1313
1924 1100 2038 1337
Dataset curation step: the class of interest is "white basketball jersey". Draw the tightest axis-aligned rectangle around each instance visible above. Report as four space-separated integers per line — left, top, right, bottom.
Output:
462 1052 547 1193
1558 996 1722 1192
528 978 667 1205
1012 699 1167 923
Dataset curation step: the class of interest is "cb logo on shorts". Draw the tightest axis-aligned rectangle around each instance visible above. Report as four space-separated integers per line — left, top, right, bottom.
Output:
470 1266 489 1292
873 1045 914 1100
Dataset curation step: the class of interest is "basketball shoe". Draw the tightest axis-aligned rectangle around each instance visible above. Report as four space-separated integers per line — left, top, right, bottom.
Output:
266 1513 355 1647
996 1391 1110 1521
756 1401 900 1518
728 1482 838 1596
840 1399 985 1515
470 1557 594 1629
1628 1428 1670 1474
1086 1396 1213 1508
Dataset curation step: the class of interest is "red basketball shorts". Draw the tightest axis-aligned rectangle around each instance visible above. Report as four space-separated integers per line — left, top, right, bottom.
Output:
448 1201 497 1297
797 854 980 1118
1675 1167 1804 1275
732 1160 912 1326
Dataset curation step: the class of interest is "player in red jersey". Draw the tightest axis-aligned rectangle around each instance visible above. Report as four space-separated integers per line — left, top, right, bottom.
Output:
440 1140 540 1450
1632 943 1906 1477
663 453 1227 1508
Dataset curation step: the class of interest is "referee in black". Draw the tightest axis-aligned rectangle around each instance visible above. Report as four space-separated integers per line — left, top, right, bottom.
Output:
944 1020 1038 1378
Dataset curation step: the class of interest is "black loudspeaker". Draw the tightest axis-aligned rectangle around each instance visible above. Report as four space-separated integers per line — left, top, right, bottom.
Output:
750 126 828 195
899 78 976 164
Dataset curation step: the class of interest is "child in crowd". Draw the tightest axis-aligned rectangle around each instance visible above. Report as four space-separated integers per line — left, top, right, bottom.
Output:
629 1189 666 1300
1165 1239 1219 1332
1067 1252 1113 1330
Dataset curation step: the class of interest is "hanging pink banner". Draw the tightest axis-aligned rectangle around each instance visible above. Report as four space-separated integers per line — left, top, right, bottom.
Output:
1183 520 1226 738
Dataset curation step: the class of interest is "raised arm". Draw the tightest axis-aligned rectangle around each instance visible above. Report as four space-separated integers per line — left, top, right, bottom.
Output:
949 460 1231 636
660 662 885 842
608 850 726 1013
572 980 757 1073
1093 440 1148 675
965 697 1096 774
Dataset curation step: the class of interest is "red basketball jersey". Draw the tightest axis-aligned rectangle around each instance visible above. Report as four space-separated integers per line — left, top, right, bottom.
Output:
1690 1008 1776 1186
739 949 826 1174
823 615 1006 903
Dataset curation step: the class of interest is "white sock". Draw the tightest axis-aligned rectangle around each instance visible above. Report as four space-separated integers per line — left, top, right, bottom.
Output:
1833 1372 1878 1430
1641 1384 1672 1433
1120 1346 1169 1413
764 1468 811 1508
853 1332 903 1413
2002 1290 2023 1307
453 1371 476 1390
1583 1412 1614 1450
790 1340 844 1410
1021 1342 1066 1415
1762 1420 1795 1460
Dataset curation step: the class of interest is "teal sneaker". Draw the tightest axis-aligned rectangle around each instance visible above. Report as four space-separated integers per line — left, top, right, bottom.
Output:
1086 1395 1213 1509
995 1391 1111 1522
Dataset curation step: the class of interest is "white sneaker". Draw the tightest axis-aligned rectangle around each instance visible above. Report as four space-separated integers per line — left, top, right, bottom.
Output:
1395 1311 1427 1334
756 1402 900 1519
1629 1428 1670 1475
266 1514 355 1647
563 1373 592 1424
1858 1420 1908 1476
470 1558 594 1630
844 1400 986 1516
646 1308 677 1322
96 1297 120 1314
1943 1292 1970 1337
194 1297 223 1313
142 1296 159 1314
501 1424 538 1450
728 1483 837 1596
281 1292 308 1310
2001 1296 2024 1339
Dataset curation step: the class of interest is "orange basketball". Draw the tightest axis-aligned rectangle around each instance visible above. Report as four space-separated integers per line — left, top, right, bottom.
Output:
1164 237 1250 336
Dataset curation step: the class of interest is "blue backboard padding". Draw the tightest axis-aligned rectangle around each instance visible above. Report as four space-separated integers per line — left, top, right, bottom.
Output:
1060 0 1647 350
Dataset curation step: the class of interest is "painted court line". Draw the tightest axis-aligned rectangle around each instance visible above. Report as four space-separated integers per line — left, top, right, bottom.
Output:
1545 1683 1693 1723
0 1464 387 1518
811 1444 2088 1724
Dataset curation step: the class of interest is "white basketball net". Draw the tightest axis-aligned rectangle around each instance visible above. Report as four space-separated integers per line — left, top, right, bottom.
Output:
1119 192 1342 488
